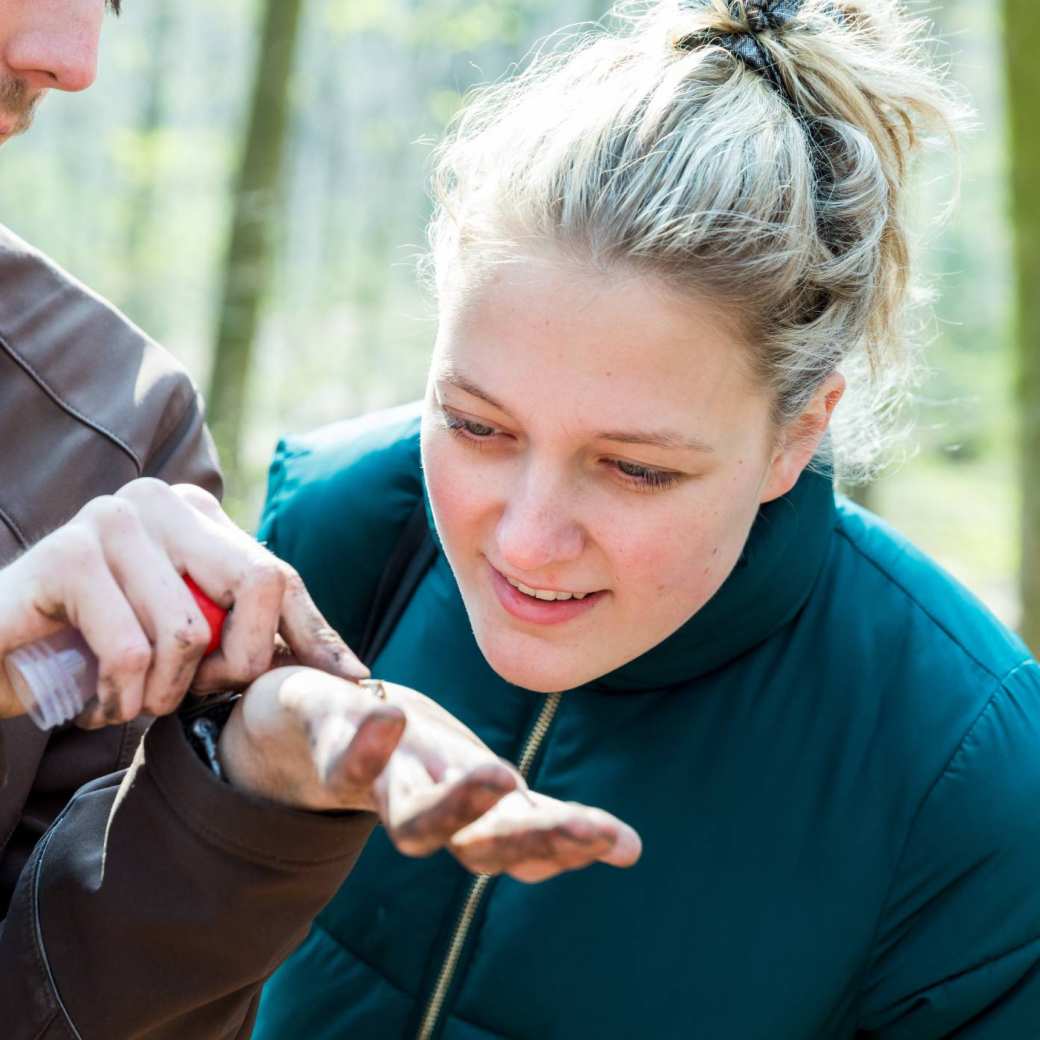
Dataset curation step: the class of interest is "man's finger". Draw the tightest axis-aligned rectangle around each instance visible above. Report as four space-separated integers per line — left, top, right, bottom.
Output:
384 761 517 857
278 569 369 681
54 525 152 726
115 482 289 691
192 555 284 689
98 525 210 717
170 483 234 526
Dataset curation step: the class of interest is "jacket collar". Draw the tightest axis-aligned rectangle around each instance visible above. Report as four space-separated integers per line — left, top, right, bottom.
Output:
589 466 837 691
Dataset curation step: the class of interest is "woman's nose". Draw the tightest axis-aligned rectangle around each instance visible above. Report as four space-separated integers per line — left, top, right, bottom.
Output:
494 483 585 576
4 2 104 94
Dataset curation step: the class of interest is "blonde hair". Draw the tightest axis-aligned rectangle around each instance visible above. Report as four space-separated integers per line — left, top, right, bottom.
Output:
427 0 969 481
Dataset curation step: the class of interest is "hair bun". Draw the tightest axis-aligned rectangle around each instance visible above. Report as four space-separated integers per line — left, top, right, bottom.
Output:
743 0 802 34
429 0 970 483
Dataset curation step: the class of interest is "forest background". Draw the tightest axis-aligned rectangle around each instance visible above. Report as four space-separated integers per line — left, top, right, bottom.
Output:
0 1 1025 636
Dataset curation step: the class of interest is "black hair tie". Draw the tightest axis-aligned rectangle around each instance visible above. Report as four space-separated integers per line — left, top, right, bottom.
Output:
718 1 804 103
676 0 844 293
676 2 804 105
744 0 802 35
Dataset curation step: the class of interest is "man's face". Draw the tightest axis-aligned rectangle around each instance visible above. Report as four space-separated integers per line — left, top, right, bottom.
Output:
0 1 112 144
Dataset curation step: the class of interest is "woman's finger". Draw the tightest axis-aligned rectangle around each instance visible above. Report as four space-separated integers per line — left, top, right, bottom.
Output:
451 823 613 879
321 706 406 794
589 810 643 868
381 758 517 857
449 798 643 876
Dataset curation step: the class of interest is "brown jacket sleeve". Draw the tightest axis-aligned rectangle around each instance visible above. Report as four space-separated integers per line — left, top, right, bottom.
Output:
0 714 375 1039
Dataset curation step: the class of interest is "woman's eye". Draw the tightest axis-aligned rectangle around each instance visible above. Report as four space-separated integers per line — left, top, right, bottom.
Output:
446 414 498 439
613 459 680 490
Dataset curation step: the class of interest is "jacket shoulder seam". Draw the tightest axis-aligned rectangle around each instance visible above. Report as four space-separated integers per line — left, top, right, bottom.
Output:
0 335 142 474
140 389 201 478
833 524 1026 684
900 663 1032 840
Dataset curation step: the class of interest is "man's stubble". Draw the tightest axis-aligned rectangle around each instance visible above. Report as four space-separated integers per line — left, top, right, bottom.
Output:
0 75 41 138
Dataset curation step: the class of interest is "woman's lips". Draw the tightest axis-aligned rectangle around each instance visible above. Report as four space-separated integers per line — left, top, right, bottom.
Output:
488 563 604 626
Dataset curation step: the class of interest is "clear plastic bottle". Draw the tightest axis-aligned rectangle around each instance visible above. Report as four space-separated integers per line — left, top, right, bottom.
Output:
4 576 227 730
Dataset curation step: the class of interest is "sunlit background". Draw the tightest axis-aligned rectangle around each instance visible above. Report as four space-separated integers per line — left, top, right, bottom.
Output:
0 1 1020 628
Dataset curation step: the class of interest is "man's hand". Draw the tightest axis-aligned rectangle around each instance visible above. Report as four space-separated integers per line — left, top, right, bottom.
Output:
219 667 643 882
0 479 367 725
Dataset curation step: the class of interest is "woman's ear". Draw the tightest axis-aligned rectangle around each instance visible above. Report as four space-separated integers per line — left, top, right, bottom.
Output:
759 372 846 504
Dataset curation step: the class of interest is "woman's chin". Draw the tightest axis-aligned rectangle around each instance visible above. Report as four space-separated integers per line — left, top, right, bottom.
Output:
474 630 603 693
496 667 572 694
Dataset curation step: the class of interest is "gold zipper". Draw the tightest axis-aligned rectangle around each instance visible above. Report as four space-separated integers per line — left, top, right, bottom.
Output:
415 691 563 1040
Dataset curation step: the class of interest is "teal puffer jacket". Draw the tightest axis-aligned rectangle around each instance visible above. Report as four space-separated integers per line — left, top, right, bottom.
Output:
253 404 1040 1040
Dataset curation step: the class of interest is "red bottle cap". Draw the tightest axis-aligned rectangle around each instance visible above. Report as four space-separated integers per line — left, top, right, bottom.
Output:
182 575 228 657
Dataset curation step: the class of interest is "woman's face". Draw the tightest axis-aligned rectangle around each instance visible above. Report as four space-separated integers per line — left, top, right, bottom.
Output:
421 256 834 692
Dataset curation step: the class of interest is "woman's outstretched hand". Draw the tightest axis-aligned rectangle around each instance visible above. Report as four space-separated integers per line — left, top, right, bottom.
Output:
218 667 642 882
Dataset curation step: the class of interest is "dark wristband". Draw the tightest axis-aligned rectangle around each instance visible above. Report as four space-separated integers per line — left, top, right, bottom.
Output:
180 695 242 783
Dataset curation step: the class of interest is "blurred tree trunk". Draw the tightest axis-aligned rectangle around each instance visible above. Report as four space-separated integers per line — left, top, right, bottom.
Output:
122 0 175 332
207 0 305 493
1004 0 1040 649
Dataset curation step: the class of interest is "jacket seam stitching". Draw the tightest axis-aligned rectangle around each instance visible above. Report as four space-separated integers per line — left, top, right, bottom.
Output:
0 335 142 473
880 930 1040 1016
854 665 1033 1024
0 807 22 855
31 804 86 1040
0 502 28 548
29 1009 62 1040
834 525 1026 683
115 720 139 772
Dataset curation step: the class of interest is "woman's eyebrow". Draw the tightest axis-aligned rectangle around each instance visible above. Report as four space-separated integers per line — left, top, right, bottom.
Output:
439 373 509 412
596 429 716 454
440 373 714 452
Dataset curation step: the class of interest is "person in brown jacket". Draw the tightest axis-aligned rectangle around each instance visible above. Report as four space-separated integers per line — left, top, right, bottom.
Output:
0 5 642 1037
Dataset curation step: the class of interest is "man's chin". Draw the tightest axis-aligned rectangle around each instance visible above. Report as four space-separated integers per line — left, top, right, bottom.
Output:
0 118 32 144
0 96 42 143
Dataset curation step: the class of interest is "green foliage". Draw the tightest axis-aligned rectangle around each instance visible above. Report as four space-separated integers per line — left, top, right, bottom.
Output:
325 0 543 48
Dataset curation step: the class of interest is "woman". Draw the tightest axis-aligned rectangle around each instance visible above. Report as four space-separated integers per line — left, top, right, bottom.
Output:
252 1 1040 1036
